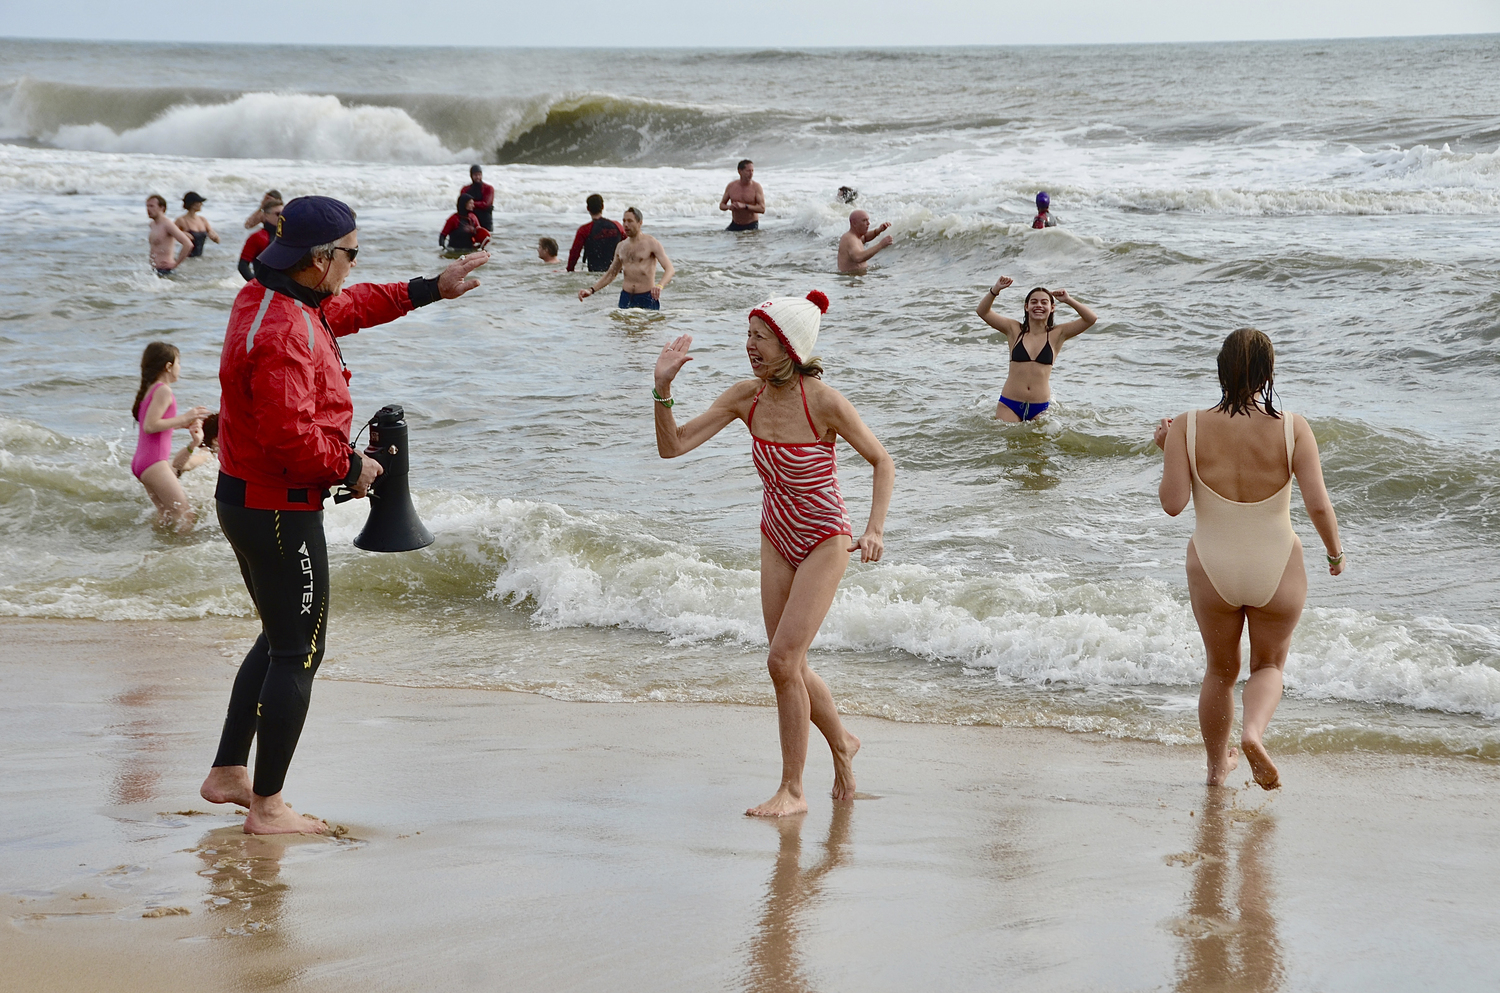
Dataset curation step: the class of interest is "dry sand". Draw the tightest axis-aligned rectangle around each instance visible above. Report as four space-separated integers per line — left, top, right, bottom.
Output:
1 617 1497 992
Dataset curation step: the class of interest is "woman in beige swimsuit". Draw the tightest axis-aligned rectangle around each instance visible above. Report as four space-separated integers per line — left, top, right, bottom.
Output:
1153 328 1344 790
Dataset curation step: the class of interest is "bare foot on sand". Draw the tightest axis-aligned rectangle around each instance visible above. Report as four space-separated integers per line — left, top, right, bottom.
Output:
244 793 328 835
1241 738 1281 790
201 765 254 808
830 731 861 802
1206 746 1239 786
746 787 809 818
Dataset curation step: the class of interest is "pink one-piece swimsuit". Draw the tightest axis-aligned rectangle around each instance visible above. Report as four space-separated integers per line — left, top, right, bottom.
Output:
131 382 174 479
748 377 853 567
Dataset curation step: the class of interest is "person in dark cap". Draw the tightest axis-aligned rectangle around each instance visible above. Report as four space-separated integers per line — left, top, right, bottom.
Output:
199 195 489 835
175 191 220 257
462 165 494 232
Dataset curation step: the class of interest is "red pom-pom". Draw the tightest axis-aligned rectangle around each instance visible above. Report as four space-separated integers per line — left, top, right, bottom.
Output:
805 289 829 314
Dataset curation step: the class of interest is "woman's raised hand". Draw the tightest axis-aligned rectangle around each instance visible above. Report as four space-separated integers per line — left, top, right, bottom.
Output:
1152 416 1172 451
188 419 204 446
654 334 694 392
1052 288 1072 304
991 275 1013 294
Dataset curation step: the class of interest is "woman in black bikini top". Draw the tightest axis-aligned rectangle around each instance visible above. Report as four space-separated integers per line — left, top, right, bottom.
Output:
975 275 1098 422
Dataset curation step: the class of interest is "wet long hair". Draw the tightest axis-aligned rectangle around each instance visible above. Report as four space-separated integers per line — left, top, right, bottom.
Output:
1213 327 1279 418
132 341 179 421
1021 287 1056 333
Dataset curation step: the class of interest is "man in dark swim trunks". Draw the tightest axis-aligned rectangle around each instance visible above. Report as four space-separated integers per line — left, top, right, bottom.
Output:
146 194 194 275
577 207 674 310
567 194 627 272
463 165 495 231
719 159 765 231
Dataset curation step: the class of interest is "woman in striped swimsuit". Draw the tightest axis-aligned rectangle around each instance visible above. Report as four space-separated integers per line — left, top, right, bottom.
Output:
653 291 895 817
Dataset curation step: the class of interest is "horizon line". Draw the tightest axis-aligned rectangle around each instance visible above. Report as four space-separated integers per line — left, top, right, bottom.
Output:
2 31 1497 51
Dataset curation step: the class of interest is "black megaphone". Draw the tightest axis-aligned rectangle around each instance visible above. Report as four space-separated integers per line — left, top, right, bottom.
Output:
350 404 434 553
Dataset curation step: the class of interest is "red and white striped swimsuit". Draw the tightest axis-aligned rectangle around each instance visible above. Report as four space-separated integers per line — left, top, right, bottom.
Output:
749 378 853 567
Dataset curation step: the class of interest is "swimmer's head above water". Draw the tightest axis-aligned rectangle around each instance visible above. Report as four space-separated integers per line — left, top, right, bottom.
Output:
1035 191 1050 211
1022 287 1056 330
622 206 643 236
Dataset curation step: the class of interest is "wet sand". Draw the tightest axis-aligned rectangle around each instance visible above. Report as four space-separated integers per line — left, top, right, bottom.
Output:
2 617 1498 992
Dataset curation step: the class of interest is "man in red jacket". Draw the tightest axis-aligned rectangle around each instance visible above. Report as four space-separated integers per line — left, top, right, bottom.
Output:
200 195 488 834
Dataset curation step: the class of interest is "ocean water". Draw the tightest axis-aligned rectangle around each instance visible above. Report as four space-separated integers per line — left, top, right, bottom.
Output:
1 36 1497 759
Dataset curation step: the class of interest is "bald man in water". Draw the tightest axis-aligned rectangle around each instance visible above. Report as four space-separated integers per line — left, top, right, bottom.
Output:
837 210 893 274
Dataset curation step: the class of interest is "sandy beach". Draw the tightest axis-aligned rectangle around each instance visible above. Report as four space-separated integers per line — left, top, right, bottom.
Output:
0 617 1495 991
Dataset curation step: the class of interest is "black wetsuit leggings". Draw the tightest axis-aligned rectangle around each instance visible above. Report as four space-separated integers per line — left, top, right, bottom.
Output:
212 502 330 797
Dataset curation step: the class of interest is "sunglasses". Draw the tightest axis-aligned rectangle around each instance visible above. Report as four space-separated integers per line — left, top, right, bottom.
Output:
333 246 359 262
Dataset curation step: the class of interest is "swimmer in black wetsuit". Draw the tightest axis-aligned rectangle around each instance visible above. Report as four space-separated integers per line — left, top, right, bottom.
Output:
176 192 220 258
439 194 491 252
567 194 627 272
238 197 283 281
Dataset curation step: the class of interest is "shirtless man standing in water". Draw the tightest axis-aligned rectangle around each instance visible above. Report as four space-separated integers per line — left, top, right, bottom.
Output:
146 194 194 275
837 210 893 274
578 207 675 310
719 159 765 231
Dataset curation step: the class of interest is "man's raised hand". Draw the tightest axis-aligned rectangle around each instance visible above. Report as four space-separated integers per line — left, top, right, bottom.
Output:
439 252 489 299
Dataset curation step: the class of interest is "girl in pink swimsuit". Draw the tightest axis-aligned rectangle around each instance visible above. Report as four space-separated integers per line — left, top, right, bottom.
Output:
652 291 895 818
130 342 209 531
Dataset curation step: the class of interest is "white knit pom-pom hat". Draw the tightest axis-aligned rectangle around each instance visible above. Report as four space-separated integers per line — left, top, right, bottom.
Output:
749 290 830 365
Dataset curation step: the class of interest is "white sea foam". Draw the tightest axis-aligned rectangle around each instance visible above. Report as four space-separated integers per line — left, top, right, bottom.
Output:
49 92 470 164
2 414 1498 725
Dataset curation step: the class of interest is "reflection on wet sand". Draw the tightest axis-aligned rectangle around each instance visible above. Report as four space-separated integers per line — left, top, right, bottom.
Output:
1172 790 1283 993
107 686 170 805
743 804 853 993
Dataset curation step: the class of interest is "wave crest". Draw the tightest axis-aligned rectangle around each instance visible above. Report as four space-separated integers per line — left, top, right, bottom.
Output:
49 92 464 164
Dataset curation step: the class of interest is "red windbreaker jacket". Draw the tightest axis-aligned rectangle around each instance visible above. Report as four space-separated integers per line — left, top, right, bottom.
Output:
217 276 419 510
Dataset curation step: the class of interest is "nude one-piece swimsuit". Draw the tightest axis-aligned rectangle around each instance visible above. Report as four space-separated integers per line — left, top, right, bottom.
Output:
1186 409 1298 609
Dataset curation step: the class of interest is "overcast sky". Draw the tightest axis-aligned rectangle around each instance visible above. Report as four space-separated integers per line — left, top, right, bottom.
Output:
2 0 1497 47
